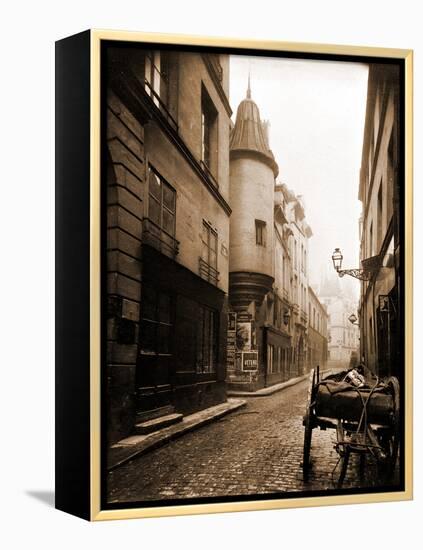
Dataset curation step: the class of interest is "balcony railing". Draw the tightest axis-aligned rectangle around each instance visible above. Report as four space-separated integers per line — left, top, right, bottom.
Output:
142 218 179 259
199 257 219 286
144 79 178 132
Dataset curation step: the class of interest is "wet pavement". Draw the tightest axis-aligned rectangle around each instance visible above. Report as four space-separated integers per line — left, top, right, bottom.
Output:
107 376 399 504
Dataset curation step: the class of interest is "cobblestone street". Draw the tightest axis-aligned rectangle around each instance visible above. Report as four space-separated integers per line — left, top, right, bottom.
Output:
107 376 396 504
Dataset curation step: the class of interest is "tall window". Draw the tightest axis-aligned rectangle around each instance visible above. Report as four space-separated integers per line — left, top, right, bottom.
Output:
201 86 218 179
377 182 383 252
369 130 375 183
267 344 274 374
255 219 267 246
196 306 218 374
274 296 283 328
294 275 298 306
144 51 169 108
146 167 177 256
369 222 374 257
200 221 218 285
387 131 395 223
140 285 172 357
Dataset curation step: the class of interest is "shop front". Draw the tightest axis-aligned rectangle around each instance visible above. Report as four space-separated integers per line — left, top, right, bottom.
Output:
136 245 227 420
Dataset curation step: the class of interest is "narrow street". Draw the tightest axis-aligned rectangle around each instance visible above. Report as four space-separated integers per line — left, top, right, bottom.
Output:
107 374 387 504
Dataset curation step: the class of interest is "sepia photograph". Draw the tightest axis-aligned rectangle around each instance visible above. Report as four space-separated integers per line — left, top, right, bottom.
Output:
101 40 406 510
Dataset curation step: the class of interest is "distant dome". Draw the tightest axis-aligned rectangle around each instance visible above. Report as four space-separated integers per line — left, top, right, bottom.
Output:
320 272 342 298
230 83 279 177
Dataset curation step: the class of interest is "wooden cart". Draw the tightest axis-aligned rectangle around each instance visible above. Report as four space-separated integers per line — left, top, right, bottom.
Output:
302 367 400 487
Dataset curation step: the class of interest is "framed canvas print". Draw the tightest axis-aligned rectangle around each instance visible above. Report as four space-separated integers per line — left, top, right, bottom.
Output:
55 30 413 521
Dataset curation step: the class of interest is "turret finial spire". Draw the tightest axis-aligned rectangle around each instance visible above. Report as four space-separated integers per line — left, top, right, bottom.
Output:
247 72 251 99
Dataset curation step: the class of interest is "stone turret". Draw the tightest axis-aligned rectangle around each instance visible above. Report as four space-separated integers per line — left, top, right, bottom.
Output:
229 81 278 311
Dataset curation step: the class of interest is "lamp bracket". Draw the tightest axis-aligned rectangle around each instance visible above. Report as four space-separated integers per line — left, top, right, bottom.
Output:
337 268 373 281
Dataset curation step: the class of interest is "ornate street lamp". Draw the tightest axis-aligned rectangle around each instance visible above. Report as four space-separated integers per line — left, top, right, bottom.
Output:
331 247 378 281
332 248 343 272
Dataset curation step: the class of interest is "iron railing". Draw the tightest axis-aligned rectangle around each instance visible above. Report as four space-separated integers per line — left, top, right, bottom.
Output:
142 218 179 258
199 257 219 285
144 79 178 132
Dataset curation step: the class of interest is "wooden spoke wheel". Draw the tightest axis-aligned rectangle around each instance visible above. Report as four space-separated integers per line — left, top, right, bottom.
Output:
376 376 400 481
302 369 316 481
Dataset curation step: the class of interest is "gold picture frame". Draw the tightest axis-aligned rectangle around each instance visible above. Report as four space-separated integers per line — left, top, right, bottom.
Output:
55 29 413 521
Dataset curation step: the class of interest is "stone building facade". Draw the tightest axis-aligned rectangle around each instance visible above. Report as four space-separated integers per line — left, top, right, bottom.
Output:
284 189 313 377
268 184 295 385
226 86 325 391
307 286 329 371
358 63 401 379
226 83 279 391
320 274 359 369
105 45 232 444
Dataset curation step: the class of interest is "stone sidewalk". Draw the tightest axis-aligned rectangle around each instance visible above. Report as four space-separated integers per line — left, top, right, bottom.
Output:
108 398 246 471
109 370 335 471
227 374 308 397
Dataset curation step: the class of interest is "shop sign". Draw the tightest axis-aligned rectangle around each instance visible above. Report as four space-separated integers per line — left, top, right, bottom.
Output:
242 351 258 372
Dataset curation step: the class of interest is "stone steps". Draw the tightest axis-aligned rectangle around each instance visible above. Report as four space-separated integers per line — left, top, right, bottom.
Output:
134 413 183 435
136 404 175 424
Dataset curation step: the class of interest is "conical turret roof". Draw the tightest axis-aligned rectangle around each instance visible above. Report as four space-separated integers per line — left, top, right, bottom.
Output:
230 79 279 177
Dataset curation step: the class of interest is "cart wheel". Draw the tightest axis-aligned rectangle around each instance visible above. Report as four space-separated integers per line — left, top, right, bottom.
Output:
387 376 400 478
302 369 315 481
377 376 400 482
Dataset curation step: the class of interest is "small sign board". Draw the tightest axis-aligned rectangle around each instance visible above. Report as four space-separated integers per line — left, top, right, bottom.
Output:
236 352 243 372
227 315 237 369
242 351 258 372
237 312 252 323
227 350 236 369
227 333 236 348
122 298 140 321
228 312 237 331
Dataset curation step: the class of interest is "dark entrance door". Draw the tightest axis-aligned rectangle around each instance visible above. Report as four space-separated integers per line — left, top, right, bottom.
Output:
376 288 399 379
136 282 173 413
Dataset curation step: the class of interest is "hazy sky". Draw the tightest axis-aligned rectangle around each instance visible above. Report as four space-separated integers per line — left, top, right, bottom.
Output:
229 55 369 297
